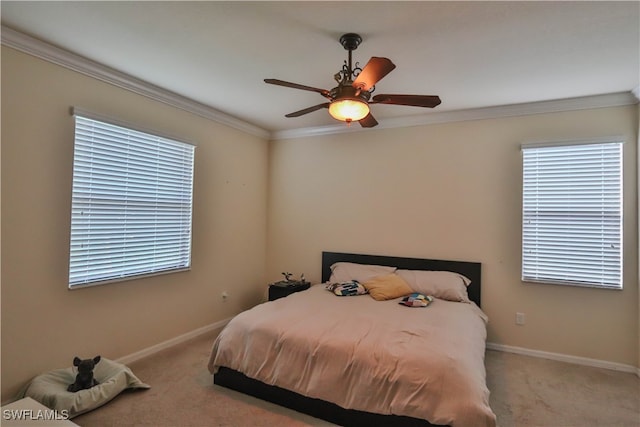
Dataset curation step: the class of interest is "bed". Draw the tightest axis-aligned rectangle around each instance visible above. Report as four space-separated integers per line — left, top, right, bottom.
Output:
208 252 496 427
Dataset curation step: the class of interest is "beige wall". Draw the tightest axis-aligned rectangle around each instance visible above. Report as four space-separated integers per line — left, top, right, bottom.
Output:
268 106 639 367
1 47 269 400
2 42 638 403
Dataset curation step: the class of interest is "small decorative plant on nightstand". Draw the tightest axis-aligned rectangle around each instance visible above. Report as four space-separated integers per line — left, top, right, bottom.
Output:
268 272 311 301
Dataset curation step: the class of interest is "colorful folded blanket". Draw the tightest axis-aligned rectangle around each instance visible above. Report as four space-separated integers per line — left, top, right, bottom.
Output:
399 293 434 307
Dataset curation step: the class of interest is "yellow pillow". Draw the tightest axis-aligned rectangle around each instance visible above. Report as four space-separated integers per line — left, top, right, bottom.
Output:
362 274 413 301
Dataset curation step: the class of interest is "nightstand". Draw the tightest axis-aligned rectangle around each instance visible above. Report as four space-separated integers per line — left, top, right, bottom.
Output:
268 282 311 301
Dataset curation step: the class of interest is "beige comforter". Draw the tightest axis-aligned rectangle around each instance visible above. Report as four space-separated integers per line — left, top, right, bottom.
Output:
208 284 496 427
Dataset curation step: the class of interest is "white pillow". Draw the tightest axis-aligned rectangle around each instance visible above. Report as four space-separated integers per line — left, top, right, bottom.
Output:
329 262 397 283
396 269 471 302
20 357 150 418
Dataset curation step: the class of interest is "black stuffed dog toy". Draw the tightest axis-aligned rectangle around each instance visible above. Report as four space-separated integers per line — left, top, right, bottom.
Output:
67 356 101 392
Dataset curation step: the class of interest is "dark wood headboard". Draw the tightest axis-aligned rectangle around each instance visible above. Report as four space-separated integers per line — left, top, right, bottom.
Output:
321 251 482 307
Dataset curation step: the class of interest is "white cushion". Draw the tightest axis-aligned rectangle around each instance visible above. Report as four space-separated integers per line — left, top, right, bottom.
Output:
329 262 396 283
20 358 149 418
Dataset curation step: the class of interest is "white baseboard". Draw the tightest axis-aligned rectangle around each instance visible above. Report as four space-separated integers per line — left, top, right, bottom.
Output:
117 317 232 366
486 342 639 377
114 323 639 377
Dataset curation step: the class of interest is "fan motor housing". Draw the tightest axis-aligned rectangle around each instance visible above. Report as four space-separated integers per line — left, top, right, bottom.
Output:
330 84 370 102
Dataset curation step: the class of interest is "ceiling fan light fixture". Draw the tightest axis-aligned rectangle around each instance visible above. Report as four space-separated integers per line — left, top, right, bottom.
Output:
265 32 440 128
328 98 369 123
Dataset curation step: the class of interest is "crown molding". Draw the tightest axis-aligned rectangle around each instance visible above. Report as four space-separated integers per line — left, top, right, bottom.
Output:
1 26 270 139
272 91 639 140
2 26 637 142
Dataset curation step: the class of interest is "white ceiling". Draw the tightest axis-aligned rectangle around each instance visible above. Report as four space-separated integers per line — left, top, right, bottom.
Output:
2 1 639 134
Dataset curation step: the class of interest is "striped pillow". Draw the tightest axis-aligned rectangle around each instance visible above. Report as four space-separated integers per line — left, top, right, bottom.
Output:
325 281 368 296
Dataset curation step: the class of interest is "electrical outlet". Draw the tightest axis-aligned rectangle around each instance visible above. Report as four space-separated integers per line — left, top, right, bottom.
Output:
516 312 525 325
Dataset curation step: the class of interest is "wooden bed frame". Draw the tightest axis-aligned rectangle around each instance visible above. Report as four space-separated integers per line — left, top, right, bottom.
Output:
214 251 482 427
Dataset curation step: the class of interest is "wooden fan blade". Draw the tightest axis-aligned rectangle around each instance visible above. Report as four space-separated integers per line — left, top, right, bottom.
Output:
359 113 378 128
265 79 331 98
285 103 330 118
372 94 441 108
352 57 396 91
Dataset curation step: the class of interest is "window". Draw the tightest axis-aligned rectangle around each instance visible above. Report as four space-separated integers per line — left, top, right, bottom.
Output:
69 111 195 288
521 140 622 289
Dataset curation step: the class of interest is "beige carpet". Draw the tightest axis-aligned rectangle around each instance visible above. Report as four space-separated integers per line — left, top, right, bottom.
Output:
73 330 639 427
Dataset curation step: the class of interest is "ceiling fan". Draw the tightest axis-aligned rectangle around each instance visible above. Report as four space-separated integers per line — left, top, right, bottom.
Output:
265 33 441 128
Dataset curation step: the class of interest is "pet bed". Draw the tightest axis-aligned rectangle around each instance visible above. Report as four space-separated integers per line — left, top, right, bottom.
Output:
18 357 149 418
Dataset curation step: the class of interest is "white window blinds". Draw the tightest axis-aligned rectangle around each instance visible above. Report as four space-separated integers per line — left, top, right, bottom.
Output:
69 113 195 288
522 141 622 289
